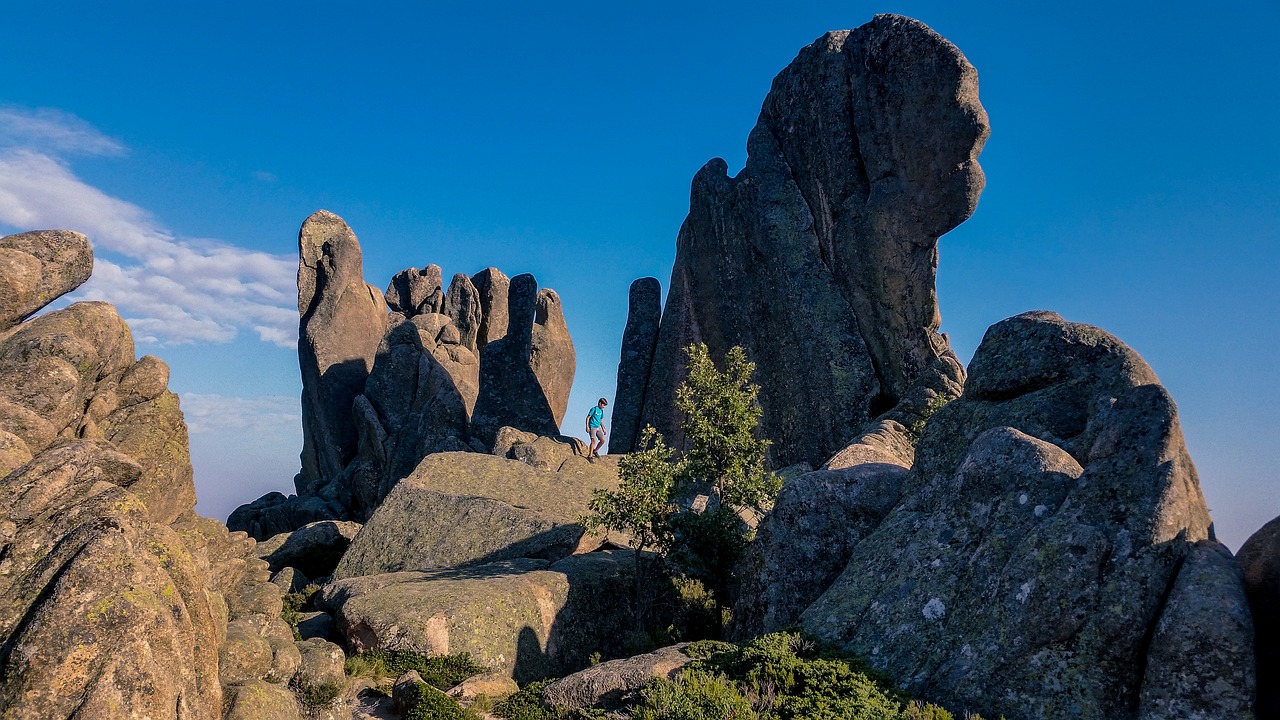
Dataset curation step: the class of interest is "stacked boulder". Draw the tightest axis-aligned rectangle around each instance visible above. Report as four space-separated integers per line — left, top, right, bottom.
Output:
232 211 576 535
0 230 349 719
615 14 986 465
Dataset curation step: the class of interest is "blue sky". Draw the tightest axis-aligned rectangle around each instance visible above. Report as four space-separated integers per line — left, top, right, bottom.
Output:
0 1 1275 549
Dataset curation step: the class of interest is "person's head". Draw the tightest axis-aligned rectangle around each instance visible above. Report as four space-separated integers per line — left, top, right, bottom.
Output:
598 398 608 408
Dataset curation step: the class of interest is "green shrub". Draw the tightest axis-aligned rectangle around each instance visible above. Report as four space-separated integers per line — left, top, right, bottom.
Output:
492 679 555 720
633 670 758 720
404 681 481 720
343 650 487 690
293 678 343 708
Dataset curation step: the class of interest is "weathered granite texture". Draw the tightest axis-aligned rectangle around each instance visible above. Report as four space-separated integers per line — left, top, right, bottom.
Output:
0 229 93 331
631 14 987 468
792 311 1245 719
318 551 673 682
333 452 620 579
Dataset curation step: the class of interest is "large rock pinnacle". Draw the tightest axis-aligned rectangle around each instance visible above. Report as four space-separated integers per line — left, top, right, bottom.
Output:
611 277 662 453
297 210 388 492
470 274 562 444
633 14 988 467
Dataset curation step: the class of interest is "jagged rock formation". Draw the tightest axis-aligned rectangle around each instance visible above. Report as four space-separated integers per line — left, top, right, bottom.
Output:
737 310 1253 719
333 452 619 579
1239 515 1280 718
470 274 563 444
0 229 356 719
531 288 576 424
619 14 986 468
234 213 576 536
342 312 480 517
297 210 388 494
611 277 662 453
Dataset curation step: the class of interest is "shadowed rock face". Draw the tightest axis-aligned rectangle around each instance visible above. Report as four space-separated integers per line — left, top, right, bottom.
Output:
611 277 662 453
1239 515 1280 718
631 14 988 468
297 210 388 493
783 311 1246 720
471 274 561 444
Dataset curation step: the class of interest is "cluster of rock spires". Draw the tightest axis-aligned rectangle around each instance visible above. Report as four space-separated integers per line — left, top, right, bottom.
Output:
0 12 1275 720
231 210 576 536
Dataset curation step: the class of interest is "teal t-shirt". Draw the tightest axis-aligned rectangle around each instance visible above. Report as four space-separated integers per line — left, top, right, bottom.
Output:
587 406 604 428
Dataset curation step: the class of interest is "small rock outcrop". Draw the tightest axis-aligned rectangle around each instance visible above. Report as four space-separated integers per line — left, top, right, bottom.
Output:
384 265 443 317
611 277 662 453
0 229 93 331
254 520 363 579
541 644 694 710
1239 515 1280 718
442 272 483 352
332 452 619 579
621 14 987 468
297 210 388 493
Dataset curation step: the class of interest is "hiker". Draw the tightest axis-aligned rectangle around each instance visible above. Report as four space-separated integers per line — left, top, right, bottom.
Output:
585 397 608 459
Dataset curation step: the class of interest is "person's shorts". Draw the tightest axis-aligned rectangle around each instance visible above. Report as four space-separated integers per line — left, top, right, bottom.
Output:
590 427 606 442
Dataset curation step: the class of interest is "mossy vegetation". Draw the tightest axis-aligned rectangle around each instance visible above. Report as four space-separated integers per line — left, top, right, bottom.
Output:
491 632 990 720
292 678 343 708
403 680 481 720
343 649 487 691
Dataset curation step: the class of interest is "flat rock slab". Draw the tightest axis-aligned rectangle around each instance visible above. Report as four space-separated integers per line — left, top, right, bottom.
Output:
333 452 619 579
319 551 664 682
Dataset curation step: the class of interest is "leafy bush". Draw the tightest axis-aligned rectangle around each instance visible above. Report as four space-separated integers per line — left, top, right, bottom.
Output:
655 632 978 720
403 681 480 720
293 678 343 708
492 679 555 720
343 650 487 690
633 670 758 720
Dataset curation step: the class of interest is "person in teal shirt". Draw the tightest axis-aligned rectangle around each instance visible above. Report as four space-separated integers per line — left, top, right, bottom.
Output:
585 397 608 460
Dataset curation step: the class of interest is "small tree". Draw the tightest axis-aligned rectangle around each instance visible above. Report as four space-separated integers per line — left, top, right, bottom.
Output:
581 426 679 626
582 343 781 632
675 344 778 513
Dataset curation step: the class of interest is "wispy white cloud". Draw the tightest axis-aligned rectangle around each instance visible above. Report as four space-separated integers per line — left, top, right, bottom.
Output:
0 105 126 157
0 106 297 347
182 393 302 435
